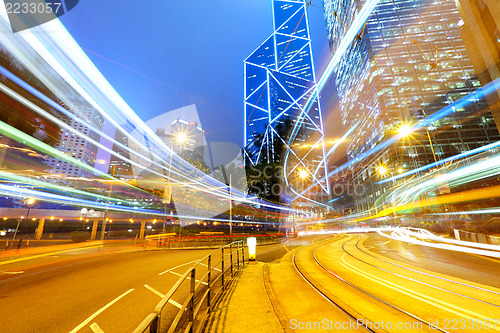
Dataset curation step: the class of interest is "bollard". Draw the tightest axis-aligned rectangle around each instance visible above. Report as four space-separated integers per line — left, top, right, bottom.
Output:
26 238 30 248
5 240 8 251
247 237 257 261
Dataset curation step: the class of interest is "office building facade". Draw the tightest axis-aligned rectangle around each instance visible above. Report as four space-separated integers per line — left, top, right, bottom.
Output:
454 0 500 132
322 0 500 212
244 0 330 197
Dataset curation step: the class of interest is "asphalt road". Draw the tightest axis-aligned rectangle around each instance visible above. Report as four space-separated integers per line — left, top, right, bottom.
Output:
0 241 288 333
1 247 218 333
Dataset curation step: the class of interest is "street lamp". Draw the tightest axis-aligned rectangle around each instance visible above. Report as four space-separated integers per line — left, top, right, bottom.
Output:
12 198 35 242
80 208 94 231
298 169 309 180
377 165 388 176
376 166 399 218
164 131 190 234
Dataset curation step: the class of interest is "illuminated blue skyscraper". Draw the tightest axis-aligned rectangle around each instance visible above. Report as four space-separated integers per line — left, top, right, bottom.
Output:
244 0 329 195
322 0 500 212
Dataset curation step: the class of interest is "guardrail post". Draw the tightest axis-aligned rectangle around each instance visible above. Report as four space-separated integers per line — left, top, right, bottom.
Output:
236 242 240 269
242 240 245 265
221 246 225 290
151 315 159 333
207 255 212 312
230 243 233 277
189 268 195 333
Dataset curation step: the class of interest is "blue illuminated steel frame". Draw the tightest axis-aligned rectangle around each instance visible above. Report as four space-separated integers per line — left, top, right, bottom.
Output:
244 0 330 195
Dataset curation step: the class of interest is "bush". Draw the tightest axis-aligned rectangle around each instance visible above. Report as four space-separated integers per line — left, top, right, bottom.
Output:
71 231 90 243
483 220 500 233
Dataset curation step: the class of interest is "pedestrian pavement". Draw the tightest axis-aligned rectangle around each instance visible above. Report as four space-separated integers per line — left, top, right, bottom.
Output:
205 261 286 333
204 249 359 333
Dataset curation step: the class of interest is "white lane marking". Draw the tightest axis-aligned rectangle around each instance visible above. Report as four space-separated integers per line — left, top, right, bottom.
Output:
2 271 24 275
69 288 134 333
90 323 104 333
169 271 208 285
144 284 182 309
168 299 182 309
199 263 221 272
158 260 198 276
144 284 164 297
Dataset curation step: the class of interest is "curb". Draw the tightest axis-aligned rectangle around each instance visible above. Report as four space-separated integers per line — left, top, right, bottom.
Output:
263 263 292 333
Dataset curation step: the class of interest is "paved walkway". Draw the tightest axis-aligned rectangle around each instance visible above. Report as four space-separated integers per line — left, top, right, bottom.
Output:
205 261 286 333
205 250 361 333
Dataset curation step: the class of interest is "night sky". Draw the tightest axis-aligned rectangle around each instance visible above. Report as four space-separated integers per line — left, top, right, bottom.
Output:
59 0 343 150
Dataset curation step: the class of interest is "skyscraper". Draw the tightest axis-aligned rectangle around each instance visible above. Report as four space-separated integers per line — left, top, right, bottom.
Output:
244 0 330 197
45 94 104 178
322 0 500 212
454 0 500 132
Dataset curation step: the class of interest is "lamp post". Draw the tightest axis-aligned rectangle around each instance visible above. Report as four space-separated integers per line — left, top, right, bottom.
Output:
101 165 116 241
164 131 189 235
295 169 309 236
12 198 35 242
376 165 399 218
81 208 94 231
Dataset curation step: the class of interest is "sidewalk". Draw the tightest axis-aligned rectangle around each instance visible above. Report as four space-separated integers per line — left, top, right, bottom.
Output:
205 261 286 333
205 250 359 333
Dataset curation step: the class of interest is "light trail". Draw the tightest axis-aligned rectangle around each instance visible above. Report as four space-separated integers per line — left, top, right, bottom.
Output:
295 77 500 200
0 12 299 217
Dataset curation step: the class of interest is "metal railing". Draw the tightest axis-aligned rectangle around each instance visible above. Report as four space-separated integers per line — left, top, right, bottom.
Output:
145 234 282 249
134 240 247 333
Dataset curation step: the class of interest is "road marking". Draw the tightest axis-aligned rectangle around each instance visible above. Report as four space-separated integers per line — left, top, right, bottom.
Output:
69 288 134 333
199 263 222 271
90 323 104 333
144 284 164 297
382 240 392 245
158 260 198 276
144 284 182 308
169 271 208 285
0 245 102 266
2 271 24 274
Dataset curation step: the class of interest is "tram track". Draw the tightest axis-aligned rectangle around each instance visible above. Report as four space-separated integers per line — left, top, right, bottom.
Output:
341 235 500 308
293 234 452 332
292 235 377 333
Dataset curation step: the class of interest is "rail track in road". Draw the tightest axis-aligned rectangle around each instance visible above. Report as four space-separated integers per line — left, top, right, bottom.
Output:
292 234 452 333
344 235 500 308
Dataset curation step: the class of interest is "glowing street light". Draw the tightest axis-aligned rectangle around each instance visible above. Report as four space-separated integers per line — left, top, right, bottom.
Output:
377 166 388 176
12 198 36 242
398 124 413 137
298 169 309 180
175 132 187 144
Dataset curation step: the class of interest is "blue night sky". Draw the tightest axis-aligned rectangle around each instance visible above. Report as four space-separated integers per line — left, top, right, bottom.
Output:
59 0 341 147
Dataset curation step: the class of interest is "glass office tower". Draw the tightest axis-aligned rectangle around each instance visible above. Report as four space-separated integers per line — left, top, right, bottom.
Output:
322 0 500 212
245 0 330 197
